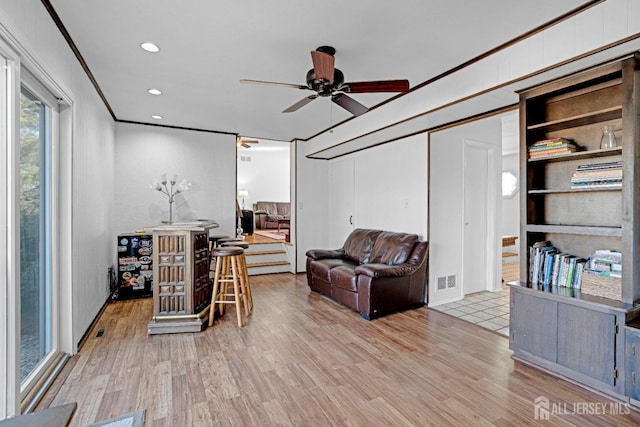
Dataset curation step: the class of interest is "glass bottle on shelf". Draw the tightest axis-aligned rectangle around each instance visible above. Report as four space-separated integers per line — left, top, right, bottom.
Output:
600 125 617 149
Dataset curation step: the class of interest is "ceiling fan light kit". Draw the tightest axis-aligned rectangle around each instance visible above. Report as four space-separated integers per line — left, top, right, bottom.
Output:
241 46 409 116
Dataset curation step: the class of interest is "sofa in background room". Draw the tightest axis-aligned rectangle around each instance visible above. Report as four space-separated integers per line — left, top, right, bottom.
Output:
305 228 429 320
253 201 290 230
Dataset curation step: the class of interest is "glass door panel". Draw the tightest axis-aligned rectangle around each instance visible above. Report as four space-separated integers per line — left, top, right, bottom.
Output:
19 88 52 382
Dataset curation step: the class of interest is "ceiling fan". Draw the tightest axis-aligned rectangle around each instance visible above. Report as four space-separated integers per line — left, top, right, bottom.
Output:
240 46 410 116
237 137 259 148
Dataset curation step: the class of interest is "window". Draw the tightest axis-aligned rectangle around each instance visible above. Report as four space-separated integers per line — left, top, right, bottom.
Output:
502 170 518 198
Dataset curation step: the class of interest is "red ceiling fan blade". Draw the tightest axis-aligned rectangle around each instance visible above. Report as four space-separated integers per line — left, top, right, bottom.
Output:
310 50 335 84
342 79 409 93
283 95 318 113
332 93 368 116
240 79 308 90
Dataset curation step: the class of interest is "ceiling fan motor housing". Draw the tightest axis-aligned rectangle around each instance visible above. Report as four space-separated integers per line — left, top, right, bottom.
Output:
306 68 344 96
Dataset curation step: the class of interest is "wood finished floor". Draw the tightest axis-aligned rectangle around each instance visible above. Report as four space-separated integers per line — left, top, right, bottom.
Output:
38 273 640 426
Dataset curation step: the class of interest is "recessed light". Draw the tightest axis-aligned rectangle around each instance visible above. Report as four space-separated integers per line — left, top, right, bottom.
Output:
140 42 160 53
148 89 162 95
151 115 163 120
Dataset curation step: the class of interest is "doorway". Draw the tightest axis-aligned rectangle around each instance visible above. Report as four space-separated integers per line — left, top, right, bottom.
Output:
462 139 500 295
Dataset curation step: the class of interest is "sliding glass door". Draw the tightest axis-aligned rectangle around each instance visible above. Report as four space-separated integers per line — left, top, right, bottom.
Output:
19 86 54 383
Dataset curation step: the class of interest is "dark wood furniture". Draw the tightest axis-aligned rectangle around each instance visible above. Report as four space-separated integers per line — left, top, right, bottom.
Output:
277 218 290 232
510 53 640 403
146 220 219 334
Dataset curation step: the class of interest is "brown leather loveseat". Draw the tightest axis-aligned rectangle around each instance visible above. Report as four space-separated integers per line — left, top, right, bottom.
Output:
305 229 429 320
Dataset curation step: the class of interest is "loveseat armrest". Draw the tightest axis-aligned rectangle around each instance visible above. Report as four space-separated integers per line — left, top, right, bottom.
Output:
254 210 268 215
355 263 418 278
305 248 345 260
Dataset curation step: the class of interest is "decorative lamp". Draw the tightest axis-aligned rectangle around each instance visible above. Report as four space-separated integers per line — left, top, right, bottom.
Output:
238 189 249 209
150 173 191 224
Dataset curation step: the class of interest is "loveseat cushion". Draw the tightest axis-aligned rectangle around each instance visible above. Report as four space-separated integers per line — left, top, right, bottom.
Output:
343 229 382 264
276 202 291 217
329 266 358 292
255 201 279 215
309 258 357 282
369 231 419 266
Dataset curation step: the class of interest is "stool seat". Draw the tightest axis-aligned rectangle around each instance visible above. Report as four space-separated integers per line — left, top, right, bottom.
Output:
221 241 249 249
211 246 244 257
218 237 243 243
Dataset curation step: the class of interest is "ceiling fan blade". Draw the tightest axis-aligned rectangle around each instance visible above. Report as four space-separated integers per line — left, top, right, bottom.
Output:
241 143 251 148
310 50 335 84
342 79 410 93
240 79 308 90
332 93 368 116
240 138 259 144
283 95 318 113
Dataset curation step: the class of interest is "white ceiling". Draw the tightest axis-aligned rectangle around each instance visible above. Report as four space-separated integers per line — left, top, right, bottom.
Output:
49 0 589 142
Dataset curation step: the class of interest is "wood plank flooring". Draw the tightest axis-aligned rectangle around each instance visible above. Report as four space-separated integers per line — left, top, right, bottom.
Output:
38 273 640 426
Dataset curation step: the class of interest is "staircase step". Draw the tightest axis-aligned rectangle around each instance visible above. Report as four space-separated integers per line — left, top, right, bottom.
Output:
247 260 290 269
245 249 286 256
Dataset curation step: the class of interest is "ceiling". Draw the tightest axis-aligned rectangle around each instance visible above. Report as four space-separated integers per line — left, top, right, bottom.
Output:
48 0 590 143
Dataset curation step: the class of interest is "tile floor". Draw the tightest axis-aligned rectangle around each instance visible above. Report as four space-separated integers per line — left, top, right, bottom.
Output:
431 287 511 337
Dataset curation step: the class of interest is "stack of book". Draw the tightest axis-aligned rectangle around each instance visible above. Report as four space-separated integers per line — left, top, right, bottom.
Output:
528 137 577 158
529 241 586 290
587 249 622 278
570 161 622 189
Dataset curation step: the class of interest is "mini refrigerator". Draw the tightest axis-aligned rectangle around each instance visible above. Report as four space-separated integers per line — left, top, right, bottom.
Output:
116 233 153 299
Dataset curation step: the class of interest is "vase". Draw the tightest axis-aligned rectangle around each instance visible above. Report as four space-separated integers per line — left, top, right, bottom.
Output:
600 125 617 149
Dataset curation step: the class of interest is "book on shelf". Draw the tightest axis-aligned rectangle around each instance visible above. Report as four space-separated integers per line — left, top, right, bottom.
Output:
529 147 577 157
528 138 577 159
571 160 622 189
528 241 586 289
531 137 574 146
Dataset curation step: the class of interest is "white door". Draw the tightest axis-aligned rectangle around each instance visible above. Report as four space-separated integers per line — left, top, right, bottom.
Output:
463 142 490 295
329 158 354 248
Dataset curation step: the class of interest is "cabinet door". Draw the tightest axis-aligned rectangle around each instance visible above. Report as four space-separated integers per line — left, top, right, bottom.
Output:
510 291 558 362
627 328 640 400
557 304 616 386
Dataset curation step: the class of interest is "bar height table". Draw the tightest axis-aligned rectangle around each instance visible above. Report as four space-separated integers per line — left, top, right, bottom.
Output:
146 220 219 334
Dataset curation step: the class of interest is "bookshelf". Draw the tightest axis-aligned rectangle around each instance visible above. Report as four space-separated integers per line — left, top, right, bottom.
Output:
510 53 640 401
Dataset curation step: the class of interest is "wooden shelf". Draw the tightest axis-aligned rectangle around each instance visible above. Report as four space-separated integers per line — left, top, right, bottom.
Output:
526 223 622 237
528 186 622 194
528 147 622 163
527 106 622 132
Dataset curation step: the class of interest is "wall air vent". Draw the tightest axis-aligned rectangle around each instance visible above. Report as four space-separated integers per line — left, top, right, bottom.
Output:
447 275 456 288
240 155 251 162
437 276 447 290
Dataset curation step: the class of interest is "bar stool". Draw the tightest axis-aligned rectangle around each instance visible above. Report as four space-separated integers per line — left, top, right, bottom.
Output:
209 234 230 250
220 241 253 310
208 234 230 274
209 246 251 327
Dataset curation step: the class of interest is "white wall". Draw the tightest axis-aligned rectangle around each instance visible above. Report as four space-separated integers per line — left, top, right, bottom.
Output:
295 141 329 270
296 133 428 270
114 123 237 238
0 0 116 359
352 134 428 238
237 140 290 209
429 116 503 306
